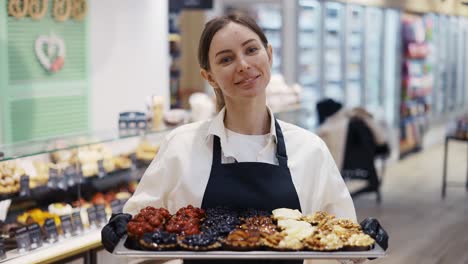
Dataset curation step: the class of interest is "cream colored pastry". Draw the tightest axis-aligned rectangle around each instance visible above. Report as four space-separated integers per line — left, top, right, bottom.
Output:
346 233 375 247
272 208 303 220
48 203 73 216
277 235 303 250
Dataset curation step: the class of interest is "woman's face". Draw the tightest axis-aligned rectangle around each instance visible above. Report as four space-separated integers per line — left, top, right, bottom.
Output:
201 22 273 102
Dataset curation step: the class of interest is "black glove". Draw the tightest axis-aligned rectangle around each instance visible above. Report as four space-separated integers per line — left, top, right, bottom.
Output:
101 213 132 253
360 217 388 251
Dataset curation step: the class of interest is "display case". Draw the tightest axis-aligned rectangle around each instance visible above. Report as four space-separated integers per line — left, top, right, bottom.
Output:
0 126 173 263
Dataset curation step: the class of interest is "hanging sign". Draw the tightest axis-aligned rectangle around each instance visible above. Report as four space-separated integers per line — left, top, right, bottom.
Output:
35 33 66 73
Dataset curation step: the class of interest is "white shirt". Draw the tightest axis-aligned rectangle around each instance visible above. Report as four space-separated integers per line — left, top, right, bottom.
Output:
123 106 356 221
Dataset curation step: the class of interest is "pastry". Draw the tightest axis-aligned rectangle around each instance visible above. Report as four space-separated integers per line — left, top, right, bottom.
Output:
343 233 375 251
177 233 222 251
139 230 178 250
222 228 262 250
303 232 344 251
272 208 303 221
48 203 73 216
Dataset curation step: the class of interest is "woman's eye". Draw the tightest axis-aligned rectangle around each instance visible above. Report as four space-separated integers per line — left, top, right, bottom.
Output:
247 47 258 54
220 57 232 64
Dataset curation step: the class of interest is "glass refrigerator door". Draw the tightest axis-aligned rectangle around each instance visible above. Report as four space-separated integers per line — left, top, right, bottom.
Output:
224 2 283 75
436 15 448 114
297 0 321 106
464 18 468 106
364 7 384 115
345 5 364 107
382 9 400 126
323 2 344 102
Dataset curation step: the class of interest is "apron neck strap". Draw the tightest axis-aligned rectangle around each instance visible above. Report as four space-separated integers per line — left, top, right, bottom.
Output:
274 119 288 167
212 118 289 167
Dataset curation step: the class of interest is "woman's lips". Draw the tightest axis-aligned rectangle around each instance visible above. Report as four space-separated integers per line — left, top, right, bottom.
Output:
234 74 261 85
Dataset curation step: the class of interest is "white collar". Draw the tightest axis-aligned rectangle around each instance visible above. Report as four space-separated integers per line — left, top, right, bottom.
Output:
206 106 278 156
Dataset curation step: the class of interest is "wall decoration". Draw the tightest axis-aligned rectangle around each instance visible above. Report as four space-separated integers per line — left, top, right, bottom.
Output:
71 0 88 21
53 0 72 22
29 0 48 20
8 0 29 19
35 33 66 73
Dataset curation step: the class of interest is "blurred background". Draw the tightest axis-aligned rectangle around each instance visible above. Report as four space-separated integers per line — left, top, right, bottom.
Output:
0 0 467 263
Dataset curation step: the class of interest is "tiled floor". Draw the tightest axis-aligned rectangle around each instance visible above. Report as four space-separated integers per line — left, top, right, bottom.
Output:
352 141 468 264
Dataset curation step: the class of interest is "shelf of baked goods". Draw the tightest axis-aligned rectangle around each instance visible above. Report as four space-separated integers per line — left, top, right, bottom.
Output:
0 123 176 163
0 178 138 263
0 138 160 201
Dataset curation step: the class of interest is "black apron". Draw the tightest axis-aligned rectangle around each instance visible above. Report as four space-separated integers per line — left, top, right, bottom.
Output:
185 119 303 264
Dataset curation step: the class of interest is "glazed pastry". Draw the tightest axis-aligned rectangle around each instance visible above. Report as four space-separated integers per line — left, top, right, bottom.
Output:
277 219 315 241
127 207 171 238
222 228 262 250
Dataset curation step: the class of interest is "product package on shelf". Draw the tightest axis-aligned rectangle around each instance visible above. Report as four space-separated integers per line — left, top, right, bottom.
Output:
399 13 434 159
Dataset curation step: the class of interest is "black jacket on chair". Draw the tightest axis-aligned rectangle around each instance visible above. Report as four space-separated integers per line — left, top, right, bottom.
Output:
342 117 383 198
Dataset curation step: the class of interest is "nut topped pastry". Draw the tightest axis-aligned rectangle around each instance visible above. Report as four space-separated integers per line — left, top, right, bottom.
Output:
344 233 375 251
302 211 335 225
303 232 344 251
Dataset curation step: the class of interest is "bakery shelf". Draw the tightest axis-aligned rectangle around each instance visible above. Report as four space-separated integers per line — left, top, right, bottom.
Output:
0 126 175 162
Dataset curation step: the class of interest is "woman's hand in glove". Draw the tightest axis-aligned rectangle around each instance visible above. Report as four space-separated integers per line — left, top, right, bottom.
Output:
360 217 388 250
101 213 132 253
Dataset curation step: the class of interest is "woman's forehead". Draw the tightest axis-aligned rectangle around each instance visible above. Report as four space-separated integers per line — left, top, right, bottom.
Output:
209 23 261 52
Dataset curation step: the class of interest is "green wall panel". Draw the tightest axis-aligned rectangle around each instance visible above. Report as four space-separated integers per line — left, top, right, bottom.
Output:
9 95 88 142
1 0 90 144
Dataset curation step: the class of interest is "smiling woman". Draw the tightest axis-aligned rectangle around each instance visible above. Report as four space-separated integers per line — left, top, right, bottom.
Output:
102 12 388 264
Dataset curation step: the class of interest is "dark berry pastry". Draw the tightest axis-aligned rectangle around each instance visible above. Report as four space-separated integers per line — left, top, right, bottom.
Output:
177 233 222 251
139 230 178 250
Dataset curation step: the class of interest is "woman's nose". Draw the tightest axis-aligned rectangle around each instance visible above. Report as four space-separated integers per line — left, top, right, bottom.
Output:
237 57 251 73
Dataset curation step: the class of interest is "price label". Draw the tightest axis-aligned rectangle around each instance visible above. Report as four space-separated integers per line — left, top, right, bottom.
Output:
64 166 76 187
19 175 31 197
95 205 108 226
44 218 59 242
87 207 97 227
15 227 31 253
75 165 84 184
110 200 122 214
27 223 43 249
48 168 59 189
0 239 6 260
129 153 137 170
57 170 67 191
72 212 84 234
60 215 73 237
97 160 106 178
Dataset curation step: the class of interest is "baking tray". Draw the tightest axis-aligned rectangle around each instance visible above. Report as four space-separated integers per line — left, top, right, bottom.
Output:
113 235 386 259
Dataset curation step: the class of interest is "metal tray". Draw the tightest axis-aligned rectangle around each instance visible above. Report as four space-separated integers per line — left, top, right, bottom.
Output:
113 235 386 259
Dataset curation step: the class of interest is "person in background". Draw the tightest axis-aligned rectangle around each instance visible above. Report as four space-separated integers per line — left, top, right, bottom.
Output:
102 13 388 264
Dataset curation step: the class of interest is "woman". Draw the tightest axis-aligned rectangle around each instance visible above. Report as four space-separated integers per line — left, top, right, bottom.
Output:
102 13 387 264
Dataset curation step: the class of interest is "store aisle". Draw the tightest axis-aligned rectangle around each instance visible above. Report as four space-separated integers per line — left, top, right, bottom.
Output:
353 142 468 264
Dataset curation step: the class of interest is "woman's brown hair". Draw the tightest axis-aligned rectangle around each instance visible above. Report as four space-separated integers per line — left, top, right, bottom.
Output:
198 13 269 111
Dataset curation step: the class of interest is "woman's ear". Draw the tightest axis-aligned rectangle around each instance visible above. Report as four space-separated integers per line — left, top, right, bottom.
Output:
200 69 218 88
267 44 273 67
